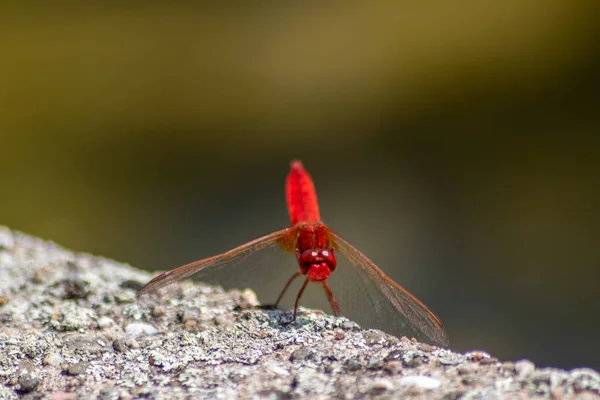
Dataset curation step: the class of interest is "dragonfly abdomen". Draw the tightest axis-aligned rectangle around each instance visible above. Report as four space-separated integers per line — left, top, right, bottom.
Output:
286 160 321 224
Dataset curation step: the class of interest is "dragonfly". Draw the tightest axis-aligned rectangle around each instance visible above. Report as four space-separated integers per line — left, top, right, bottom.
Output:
138 160 448 346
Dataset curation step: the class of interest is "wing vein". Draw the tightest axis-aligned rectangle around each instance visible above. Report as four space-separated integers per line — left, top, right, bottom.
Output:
331 231 448 346
137 227 294 300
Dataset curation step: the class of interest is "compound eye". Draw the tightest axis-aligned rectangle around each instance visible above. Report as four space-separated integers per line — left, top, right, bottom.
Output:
319 249 337 271
298 250 317 275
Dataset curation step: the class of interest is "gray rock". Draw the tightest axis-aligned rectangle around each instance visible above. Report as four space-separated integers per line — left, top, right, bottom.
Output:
181 307 201 323
399 375 442 389
0 225 598 399
97 316 115 329
65 362 88 376
0 226 14 250
515 359 536 379
367 377 394 392
43 353 65 367
17 375 39 394
124 322 158 337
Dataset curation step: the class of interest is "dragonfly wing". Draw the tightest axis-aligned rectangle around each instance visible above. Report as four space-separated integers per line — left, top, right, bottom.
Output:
329 231 449 346
138 227 297 304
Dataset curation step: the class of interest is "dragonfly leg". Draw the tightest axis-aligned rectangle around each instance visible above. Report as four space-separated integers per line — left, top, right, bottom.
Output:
293 277 310 320
322 281 342 316
274 272 302 307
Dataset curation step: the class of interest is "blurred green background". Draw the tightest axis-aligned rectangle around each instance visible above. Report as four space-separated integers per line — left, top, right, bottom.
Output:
2 3 599 369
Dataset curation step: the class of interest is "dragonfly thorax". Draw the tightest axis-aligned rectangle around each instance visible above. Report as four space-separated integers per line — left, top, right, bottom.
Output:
297 248 336 282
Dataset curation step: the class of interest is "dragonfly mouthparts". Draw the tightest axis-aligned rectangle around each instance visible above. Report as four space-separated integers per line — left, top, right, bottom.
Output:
306 263 331 282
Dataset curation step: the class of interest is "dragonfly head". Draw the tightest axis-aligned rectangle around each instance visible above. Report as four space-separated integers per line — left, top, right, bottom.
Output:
297 248 337 282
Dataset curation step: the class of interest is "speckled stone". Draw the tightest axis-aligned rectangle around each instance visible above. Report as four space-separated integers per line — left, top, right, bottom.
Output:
0 226 598 400
124 323 158 337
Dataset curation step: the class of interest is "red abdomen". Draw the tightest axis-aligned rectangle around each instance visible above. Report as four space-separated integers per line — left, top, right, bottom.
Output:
286 160 321 225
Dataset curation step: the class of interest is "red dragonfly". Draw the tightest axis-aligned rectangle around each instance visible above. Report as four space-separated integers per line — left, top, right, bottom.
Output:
138 161 448 346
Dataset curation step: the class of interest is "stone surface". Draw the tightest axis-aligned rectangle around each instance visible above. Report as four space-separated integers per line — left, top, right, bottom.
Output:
0 226 598 399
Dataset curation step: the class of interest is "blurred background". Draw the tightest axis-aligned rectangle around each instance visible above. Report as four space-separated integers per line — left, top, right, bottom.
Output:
1 2 599 370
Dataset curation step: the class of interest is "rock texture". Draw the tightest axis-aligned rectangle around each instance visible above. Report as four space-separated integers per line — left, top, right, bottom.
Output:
0 226 598 399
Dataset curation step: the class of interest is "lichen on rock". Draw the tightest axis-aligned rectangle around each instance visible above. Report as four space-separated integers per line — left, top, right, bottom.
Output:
0 226 598 399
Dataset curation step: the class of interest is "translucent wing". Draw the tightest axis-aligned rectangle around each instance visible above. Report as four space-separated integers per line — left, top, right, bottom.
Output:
137 227 296 303
329 231 449 346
